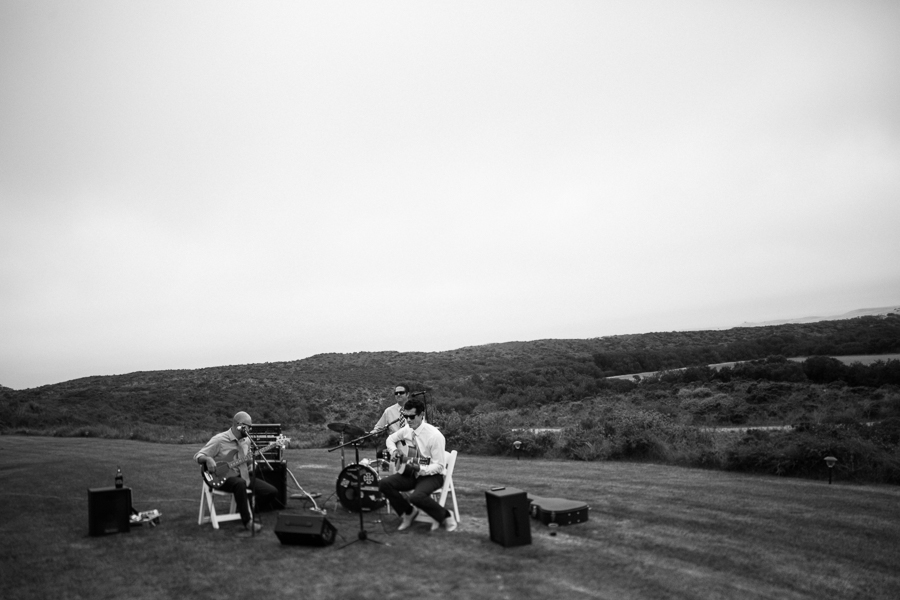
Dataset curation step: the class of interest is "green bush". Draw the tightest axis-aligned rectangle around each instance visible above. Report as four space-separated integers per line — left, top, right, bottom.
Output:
558 406 717 463
724 421 900 483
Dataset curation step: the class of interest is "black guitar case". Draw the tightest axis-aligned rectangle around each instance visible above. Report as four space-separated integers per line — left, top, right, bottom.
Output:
527 494 589 526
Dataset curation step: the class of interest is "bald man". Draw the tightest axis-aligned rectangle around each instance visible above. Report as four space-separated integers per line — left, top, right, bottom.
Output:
194 411 277 533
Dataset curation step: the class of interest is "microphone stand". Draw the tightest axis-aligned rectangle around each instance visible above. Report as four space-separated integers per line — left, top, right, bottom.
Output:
247 434 268 537
414 391 428 421
328 418 401 549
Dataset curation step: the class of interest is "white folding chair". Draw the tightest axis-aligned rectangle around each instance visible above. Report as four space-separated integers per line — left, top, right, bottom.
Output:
198 483 251 529
414 449 460 526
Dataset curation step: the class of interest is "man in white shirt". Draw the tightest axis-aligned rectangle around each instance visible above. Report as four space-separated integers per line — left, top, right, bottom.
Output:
378 397 458 532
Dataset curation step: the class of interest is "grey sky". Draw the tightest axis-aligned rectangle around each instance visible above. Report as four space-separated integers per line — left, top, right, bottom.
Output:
2 1 899 390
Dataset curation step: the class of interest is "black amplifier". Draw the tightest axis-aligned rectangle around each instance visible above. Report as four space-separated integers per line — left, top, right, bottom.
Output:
249 423 283 461
254 460 288 512
485 486 532 547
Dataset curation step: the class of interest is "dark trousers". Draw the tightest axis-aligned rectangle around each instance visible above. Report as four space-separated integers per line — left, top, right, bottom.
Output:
378 471 449 524
218 475 277 525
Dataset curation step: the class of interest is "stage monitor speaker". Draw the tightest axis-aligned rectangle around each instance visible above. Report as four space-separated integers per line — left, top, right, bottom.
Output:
255 460 287 512
88 486 132 536
274 513 337 546
485 486 531 547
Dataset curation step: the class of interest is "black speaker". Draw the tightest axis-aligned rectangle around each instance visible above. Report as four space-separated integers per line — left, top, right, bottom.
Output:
88 487 132 536
255 460 287 512
274 513 337 546
485 486 531 547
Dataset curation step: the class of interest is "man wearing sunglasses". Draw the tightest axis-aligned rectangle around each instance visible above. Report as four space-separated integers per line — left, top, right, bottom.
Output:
371 384 411 436
194 411 278 534
369 384 412 468
378 397 458 532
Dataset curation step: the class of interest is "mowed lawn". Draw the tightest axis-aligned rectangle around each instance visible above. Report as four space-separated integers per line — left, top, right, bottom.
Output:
1 435 898 600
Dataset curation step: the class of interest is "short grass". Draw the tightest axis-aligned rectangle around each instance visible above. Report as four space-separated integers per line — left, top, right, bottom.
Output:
1 435 898 600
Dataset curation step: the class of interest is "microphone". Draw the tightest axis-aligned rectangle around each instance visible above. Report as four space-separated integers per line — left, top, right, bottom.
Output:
237 424 249 437
411 391 426 397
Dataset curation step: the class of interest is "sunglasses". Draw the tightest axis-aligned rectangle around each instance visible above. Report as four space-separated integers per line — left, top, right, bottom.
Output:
402 413 419 419
395 391 408 396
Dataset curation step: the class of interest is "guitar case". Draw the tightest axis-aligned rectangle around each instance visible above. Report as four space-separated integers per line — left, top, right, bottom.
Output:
527 494 589 526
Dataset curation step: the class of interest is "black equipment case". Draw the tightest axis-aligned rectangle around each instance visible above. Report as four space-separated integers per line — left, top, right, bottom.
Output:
527 494 589 526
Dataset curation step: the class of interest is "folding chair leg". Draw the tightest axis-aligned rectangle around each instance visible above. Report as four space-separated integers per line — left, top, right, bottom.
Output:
198 485 222 529
198 484 247 529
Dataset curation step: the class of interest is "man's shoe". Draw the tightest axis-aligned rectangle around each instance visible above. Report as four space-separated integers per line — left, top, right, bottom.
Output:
443 514 458 532
398 508 419 531
245 520 262 533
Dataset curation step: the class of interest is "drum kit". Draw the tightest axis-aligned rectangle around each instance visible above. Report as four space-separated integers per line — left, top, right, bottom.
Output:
327 422 391 513
328 422 401 546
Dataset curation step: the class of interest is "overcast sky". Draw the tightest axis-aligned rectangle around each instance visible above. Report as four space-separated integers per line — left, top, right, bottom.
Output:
2 1 899 390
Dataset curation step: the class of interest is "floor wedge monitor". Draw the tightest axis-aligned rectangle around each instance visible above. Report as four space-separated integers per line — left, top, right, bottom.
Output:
274 513 337 546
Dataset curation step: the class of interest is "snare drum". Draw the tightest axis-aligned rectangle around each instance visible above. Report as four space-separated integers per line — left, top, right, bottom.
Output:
336 463 386 512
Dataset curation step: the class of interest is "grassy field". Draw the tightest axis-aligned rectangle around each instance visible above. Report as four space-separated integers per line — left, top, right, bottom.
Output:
1 435 898 600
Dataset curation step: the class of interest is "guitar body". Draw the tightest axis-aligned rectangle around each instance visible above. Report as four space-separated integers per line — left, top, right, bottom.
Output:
201 435 290 489
391 440 431 474
201 462 241 489
527 494 590 526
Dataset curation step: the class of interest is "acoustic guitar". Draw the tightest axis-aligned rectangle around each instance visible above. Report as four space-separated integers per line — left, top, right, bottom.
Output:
392 440 431 474
201 435 290 489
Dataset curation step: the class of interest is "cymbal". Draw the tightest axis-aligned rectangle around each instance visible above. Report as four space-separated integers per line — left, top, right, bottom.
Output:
327 422 366 438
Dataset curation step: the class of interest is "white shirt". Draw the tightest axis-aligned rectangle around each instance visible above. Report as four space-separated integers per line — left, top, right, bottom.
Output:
385 419 446 478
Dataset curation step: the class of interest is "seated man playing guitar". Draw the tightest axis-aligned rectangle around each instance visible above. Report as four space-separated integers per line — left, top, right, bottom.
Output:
378 397 458 532
194 411 278 533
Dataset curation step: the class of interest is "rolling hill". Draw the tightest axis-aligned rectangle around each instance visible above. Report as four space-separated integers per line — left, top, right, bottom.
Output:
2 312 899 437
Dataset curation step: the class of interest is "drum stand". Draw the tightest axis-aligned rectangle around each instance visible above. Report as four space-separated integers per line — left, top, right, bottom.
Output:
329 431 388 548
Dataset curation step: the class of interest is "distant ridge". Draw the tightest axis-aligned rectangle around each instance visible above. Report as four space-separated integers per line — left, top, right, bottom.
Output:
739 305 900 328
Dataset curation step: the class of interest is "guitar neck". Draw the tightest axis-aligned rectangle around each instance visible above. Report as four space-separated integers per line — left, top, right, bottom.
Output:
225 439 280 470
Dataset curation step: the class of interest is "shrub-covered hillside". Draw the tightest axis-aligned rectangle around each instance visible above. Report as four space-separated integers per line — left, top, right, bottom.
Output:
2 315 899 484
2 314 898 433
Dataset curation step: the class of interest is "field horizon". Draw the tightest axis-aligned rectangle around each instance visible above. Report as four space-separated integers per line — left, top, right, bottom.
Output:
3 305 899 392
2 434 898 599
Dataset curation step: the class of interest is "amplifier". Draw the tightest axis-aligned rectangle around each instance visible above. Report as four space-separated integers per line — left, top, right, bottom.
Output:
274 513 337 546
250 424 283 461
88 487 132 536
254 460 288 512
485 486 531 547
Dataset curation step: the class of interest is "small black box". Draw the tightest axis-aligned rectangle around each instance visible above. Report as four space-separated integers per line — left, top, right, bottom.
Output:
88 487 132 536
274 513 337 546
485 487 531 547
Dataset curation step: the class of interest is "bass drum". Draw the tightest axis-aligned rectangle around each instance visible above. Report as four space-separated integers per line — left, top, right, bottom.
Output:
336 463 386 512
